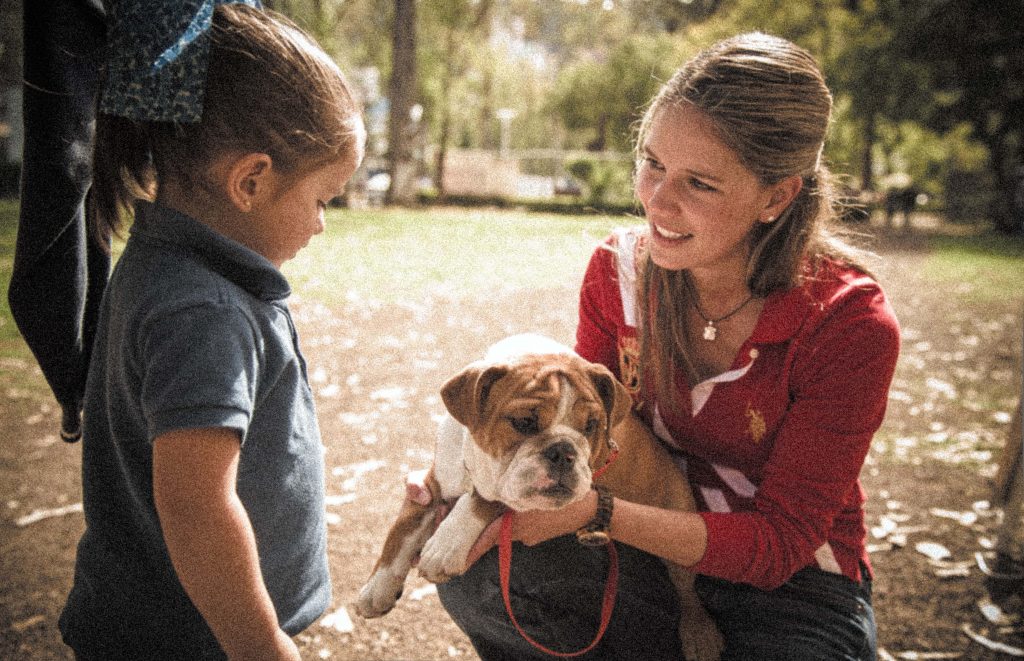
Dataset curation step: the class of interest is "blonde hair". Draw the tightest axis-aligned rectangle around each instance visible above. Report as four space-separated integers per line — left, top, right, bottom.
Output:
635 33 873 408
90 4 362 243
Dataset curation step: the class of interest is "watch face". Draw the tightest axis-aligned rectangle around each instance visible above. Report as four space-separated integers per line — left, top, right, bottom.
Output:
576 529 611 547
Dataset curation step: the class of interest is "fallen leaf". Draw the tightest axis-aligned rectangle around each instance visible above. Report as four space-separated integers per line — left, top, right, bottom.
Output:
320 606 354 633
978 596 1021 626
961 623 1024 656
15 502 83 527
929 508 978 526
11 615 46 633
915 541 952 562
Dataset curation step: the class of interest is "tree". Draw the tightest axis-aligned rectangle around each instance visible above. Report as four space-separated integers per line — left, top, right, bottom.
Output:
549 34 680 153
900 0 1024 232
419 0 495 197
387 0 418 205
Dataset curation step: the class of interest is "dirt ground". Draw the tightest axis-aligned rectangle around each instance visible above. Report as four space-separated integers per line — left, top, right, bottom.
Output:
1 225 1022 660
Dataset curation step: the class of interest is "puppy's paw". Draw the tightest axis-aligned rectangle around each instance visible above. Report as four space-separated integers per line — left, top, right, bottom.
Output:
417 531 471 584
354 570 405 618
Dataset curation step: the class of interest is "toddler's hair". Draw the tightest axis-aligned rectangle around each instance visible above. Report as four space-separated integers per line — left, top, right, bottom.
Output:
90 4 361 241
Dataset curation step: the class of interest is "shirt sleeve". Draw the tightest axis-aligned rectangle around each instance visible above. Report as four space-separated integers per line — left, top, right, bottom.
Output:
695 278 901 589
575 237 624 378
138 302 261 443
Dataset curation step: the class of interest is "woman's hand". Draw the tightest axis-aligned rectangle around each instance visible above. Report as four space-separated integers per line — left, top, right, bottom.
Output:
463 489 599 568
405 468 433 506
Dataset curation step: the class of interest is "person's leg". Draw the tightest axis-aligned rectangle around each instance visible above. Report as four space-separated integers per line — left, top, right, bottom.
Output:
695 567 876 661
438 535 685 661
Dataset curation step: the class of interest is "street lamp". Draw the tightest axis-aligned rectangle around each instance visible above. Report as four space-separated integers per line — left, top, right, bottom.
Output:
496 108 516 158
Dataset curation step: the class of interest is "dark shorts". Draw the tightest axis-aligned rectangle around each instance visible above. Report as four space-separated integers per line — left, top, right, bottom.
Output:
438 535 876 661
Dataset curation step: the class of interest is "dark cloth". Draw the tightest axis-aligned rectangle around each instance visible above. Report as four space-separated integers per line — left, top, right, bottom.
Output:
9 0 109 441
695 567 875 660
439 535 685 661
101 0 261 122
438 536 876 661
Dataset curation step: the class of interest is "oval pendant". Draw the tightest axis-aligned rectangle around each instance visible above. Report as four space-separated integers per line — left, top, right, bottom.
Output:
703 323 717 341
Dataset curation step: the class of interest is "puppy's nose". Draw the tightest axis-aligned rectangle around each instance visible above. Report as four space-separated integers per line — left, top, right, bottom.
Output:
542 441 577 473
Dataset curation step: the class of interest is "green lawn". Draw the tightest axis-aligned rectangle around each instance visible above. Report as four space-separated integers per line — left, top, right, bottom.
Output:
920 232 1024 303
283 206 629 306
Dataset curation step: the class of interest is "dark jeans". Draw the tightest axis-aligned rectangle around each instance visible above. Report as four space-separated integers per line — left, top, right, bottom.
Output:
438 535 876 661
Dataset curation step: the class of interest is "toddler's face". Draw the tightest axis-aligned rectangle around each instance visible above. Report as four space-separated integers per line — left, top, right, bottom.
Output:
249 129 365 267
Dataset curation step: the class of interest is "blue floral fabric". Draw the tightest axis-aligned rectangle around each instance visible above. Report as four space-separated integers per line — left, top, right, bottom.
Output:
100 0 261 123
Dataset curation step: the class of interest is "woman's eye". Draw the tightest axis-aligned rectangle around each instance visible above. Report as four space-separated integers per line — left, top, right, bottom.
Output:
509 416 539 435
643 157 665 172
690 177 716 192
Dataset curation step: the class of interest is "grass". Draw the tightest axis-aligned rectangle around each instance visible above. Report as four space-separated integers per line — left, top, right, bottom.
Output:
922 232 1024 303
283 206 629 306
0 199 25 357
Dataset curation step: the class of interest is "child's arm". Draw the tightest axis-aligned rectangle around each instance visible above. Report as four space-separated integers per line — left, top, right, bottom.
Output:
153 427 301 661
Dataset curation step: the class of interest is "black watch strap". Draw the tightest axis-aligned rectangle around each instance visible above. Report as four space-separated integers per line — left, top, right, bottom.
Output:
576 484 613 547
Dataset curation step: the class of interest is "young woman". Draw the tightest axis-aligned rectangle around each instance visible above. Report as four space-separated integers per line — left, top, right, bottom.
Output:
432 33 900 661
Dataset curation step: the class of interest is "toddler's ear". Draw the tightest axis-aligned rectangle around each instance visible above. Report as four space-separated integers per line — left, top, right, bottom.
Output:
224 152 274 213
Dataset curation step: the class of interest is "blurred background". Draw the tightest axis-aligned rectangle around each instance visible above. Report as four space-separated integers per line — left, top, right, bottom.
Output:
0 0 1021 230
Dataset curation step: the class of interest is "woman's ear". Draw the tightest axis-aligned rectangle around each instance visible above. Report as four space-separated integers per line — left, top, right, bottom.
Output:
224 153 274 213
760 174 803 223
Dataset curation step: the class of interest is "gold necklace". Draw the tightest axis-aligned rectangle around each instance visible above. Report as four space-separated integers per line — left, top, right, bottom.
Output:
684 277 754 341
695 296 753 341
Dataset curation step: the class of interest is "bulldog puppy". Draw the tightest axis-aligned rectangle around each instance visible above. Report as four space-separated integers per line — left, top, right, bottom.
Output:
355 334 722 661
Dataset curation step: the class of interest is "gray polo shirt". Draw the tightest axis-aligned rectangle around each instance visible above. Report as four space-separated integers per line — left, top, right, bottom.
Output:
60 201 330 659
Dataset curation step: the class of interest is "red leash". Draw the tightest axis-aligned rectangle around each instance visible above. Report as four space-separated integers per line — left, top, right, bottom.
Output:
498 441 621 658
499 512 619 657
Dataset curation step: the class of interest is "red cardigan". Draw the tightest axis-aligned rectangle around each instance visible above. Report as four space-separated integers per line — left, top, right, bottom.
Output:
575 229 901 590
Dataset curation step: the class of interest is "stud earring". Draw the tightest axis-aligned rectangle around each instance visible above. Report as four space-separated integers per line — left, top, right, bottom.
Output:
763 215 775 223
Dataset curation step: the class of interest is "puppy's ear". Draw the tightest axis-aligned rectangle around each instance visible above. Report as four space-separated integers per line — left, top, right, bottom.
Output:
441 362 510 429
587 364 632 428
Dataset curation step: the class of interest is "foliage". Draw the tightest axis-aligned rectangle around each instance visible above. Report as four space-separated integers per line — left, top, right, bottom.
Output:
6 0 1020 229
0 0 20 88
567 158 634 207
898 0 1024 232
548 33 680 152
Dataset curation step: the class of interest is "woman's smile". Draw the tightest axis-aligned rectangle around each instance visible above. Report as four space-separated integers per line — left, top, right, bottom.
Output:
650 221 692 242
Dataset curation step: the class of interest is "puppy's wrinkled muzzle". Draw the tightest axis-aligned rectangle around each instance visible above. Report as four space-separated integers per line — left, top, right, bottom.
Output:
542 440 578 476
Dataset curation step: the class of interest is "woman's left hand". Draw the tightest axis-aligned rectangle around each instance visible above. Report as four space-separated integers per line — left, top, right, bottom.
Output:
464 489 599 567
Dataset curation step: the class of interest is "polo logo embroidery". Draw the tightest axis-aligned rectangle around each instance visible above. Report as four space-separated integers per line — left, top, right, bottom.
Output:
745 404 766 444
618 336 641 396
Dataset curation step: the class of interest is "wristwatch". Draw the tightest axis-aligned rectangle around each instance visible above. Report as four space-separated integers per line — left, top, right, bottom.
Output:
576 484 613 547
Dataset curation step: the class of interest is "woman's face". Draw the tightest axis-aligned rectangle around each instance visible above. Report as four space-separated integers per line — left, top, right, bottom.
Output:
634 103 777 277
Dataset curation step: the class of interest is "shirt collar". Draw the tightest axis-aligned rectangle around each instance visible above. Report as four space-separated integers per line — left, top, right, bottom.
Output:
749 285 813 345
131 200 290 302
749 259 868 345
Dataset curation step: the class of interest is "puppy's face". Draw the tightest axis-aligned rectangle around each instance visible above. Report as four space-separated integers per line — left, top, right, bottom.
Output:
441 353 630 512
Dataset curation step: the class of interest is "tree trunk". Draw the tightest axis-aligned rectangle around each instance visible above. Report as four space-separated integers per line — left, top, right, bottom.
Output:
387 0 418 206
860 111 875 192
434 28 457 199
